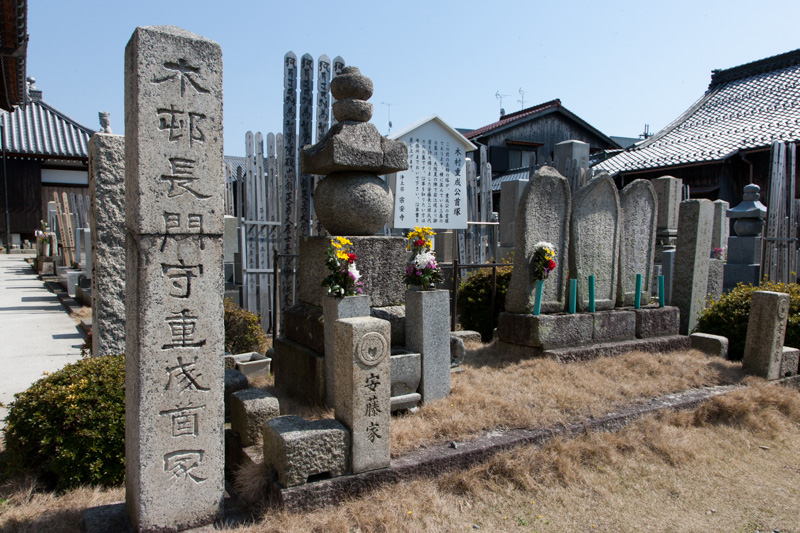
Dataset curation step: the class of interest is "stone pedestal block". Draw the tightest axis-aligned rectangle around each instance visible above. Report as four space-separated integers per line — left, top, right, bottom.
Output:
334 317 391 473
724 264 760 290
496 312 593 349
727 236 762 264
230 388 280 446
298 236 407 307
690 332 729 358
263 415 350 487
405 289 451 403
390 351 421 396
283 303 324 353
323 295 370 407
673 199 714 334
370 306 406 346
634 306 679 338
781 347 800 378
272 337 325 405
742 291 790 380
224 368 249 416
593 310 635 343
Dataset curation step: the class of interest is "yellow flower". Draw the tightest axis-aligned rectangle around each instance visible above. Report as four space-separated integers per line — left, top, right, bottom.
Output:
336 250 349 261
336 236 353 246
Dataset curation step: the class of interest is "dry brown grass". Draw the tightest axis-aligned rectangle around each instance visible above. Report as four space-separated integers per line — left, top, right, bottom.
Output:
69 306 91 322
217 381 800 532
390 346 743 455
1 347 780 533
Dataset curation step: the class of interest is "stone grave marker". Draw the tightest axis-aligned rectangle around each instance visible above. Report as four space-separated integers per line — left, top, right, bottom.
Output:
570 173 621 311
742 291 790 379
617 179 657 307
334 316 391 473
124 26 224 531
672 199 713 334
506 166 571 314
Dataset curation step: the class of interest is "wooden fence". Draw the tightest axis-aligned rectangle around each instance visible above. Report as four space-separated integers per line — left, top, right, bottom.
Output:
763 141 799 283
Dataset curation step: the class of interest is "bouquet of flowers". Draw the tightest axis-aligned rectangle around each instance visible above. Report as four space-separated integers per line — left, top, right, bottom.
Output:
713 247 724 260
321 236 363 297
404 226 443 289
531 241 556 281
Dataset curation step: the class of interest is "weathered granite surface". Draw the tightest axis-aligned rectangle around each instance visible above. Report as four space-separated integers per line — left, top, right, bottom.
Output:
405 289 451 403
617 179 657 307
672 199 714 334
570 174 621 311
334 317 391 473
634 306 679 338
230 388 280 446
263 415 350 487
506 166 571 314
323 295 370 407
690 332 729 358
89 133 126 357
496 312 593 349
742 291 790 380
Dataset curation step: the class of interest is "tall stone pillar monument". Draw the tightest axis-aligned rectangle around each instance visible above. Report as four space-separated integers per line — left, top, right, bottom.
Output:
124 26 224 531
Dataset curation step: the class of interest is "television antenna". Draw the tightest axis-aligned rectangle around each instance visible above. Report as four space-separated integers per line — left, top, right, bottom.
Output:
381 101 395 135
495 90 511 115
518 87 526 110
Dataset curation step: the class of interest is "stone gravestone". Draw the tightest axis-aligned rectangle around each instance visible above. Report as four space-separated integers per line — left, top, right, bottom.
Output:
711 200 729 255
617 179 657 307
570 173 621 311
334 316 391 473
672 199 714 335
124 26 224 531
652 176 682 254
742 291 790 380
506 166 571 314
497 179 528 261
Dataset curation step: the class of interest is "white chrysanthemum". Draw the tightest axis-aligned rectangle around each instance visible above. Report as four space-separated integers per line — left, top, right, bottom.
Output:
414 251 435 270
348 262 361 281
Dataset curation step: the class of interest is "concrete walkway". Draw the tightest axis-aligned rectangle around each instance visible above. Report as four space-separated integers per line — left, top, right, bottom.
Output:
0 254 84 427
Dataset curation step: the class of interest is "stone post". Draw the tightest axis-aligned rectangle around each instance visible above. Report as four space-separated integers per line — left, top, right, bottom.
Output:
334 316 391 473
672 199 714 334
742 291 790 380
323 294 370 407
405 289 451 403
89 133 126 357
652 176 682 259
711 200 729 255
124 26 224 531
661 249 676 306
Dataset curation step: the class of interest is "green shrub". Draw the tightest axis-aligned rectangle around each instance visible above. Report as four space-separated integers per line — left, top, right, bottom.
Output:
224 298 268 354
695 281 800 360
457 264 513 342
2 355 125 489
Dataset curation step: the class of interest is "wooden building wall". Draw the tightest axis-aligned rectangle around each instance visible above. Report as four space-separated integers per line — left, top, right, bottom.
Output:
0 158 42 236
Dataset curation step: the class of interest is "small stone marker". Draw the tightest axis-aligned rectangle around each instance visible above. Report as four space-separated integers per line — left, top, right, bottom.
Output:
672 199 714 334
506 166 571 314
124 26 224 531
570 173 621 311
334 316 391 473
230 388 280 446
406 289 451 402
89 133 126 357
323 294 370 407
617 179 657 307
742 291 790 380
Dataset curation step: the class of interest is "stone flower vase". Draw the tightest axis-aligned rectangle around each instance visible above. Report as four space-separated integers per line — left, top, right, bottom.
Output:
322 294 370 407
405 288 451 403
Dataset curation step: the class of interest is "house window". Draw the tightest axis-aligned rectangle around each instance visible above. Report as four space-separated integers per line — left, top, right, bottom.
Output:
508 149 533 169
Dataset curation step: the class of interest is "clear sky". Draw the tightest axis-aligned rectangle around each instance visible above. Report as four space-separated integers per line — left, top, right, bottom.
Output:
27 0 800 154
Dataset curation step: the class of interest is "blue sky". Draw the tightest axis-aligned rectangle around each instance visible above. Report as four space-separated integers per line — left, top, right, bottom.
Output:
28 0 800 153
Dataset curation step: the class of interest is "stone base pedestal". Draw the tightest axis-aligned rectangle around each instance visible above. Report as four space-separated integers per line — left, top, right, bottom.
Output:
723 264 760 291
634 306 680 338
727 236 761 264
496 312 594 349
298 236 408 307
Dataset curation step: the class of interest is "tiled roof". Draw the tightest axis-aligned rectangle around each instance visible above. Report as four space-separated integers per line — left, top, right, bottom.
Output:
0 0 28 112
491 167 529 191
595 48 800 175
2 89 94 158
464 99 562 140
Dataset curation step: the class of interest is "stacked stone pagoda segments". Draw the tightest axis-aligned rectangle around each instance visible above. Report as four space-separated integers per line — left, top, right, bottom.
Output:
617 179 657 307
506 166 571 314
569 174 621 312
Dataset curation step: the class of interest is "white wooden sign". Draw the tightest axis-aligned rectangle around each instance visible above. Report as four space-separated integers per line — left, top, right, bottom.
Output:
391 116 475 230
